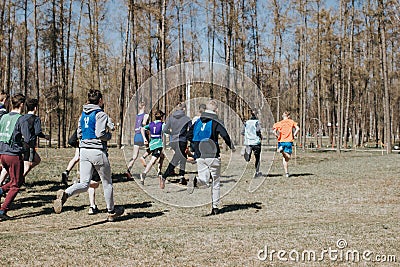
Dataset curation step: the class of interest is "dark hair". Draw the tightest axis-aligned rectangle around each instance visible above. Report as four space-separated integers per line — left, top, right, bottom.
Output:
88 89 102 105
154 110 164 120
26 98 39 112
11 94 26 109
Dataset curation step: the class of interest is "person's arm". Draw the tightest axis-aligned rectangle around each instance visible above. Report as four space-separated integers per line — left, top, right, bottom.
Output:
186 122 194 142
240 123 245 136
216 122 235 150
142 124 149 145
95 112 112 141
162 118 171 135
256 121 262 139
34 117 49 139
293 124 300 139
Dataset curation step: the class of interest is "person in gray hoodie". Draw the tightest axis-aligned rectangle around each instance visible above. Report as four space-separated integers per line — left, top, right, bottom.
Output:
53 89 124 222
161 102 192 185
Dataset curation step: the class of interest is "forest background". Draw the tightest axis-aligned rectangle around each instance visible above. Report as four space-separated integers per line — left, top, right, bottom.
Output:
0 0 399 152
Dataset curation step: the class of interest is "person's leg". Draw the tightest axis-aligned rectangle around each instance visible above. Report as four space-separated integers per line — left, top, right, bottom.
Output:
282 152 291 176
93 150 114 212
127 145 140 171
0 166 8 185
162 142 179 179
64 149 92 197
0 155 24 215
62 148 80 185
177 141 188 177
195 158 210 188
23 152 41 177
253 144 261 174
143 156 158 174
209 158 221 211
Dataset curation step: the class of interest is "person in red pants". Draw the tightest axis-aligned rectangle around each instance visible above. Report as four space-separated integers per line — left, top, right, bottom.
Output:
0 94 29 220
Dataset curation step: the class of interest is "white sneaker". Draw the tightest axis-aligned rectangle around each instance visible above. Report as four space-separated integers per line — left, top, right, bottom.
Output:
285 173 290 178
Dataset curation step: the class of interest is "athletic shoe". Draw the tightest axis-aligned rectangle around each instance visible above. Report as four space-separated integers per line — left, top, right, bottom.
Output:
61 171 69 186
277 147 283 153
125 171 134 181
254 172 263 177
285 173 290 178
0 212 11 221
53 189 68 214
210 208 219 216
159 175 166 190
139 157 147 167
107 206 124 222
140 173 146 185
187 175 197 194
179 176 187 186
88 205 100 215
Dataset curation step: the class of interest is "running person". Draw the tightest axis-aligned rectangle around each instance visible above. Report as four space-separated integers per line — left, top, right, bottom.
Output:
53 89 124 222
20 98 49 178
161 102 191 185
241 111 262 177
140 110 165 188
125 102 150 180
272 111 300 177
187 100 235 215
0 94 29 220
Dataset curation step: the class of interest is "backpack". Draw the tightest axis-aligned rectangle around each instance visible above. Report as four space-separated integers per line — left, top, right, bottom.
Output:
0 113 22 144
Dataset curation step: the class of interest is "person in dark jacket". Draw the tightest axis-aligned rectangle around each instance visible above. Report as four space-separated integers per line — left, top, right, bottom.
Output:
186 100 235 215
19 98 49 177
0 94 28 220
161 102 192 185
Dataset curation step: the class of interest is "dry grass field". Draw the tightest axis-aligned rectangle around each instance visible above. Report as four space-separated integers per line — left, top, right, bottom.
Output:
0 146 398 266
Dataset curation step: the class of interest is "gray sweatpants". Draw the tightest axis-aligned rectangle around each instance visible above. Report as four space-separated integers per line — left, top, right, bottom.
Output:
196 158 221 208
65 148 114 212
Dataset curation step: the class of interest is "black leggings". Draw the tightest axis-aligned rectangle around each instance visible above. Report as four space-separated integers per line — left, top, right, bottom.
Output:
163 141 187 178
244 144 261 172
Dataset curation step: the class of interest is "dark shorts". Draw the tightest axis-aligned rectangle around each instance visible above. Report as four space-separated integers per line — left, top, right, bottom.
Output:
151 147 163 158
278 142 293 154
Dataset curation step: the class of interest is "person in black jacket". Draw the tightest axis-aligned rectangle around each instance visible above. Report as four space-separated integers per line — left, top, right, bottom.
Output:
186 100 235 215
19 98 49 177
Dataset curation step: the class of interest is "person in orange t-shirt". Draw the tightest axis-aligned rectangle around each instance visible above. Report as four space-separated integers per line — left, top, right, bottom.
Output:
273 111 300 177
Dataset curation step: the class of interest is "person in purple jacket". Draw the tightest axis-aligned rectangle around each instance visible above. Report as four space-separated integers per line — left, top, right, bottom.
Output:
0 94 29 220
125 102 150 180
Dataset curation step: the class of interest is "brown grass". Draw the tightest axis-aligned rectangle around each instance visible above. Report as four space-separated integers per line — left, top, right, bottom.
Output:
0 147 398 266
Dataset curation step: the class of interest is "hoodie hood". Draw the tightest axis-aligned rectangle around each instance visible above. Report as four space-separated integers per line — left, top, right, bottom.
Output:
83 104 102 114
173 109 186 119
200 110 218 123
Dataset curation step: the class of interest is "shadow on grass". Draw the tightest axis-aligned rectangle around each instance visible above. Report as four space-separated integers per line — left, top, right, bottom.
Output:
123 201 153 210
203 202 262 216
68 210 166 230
267 173 314 178
10 205 87 220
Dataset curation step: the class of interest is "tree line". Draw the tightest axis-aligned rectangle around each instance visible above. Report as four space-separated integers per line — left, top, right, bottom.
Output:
0 0 398 152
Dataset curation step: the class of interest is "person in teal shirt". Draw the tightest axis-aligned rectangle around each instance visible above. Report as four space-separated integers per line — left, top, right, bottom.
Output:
140 110 166 188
